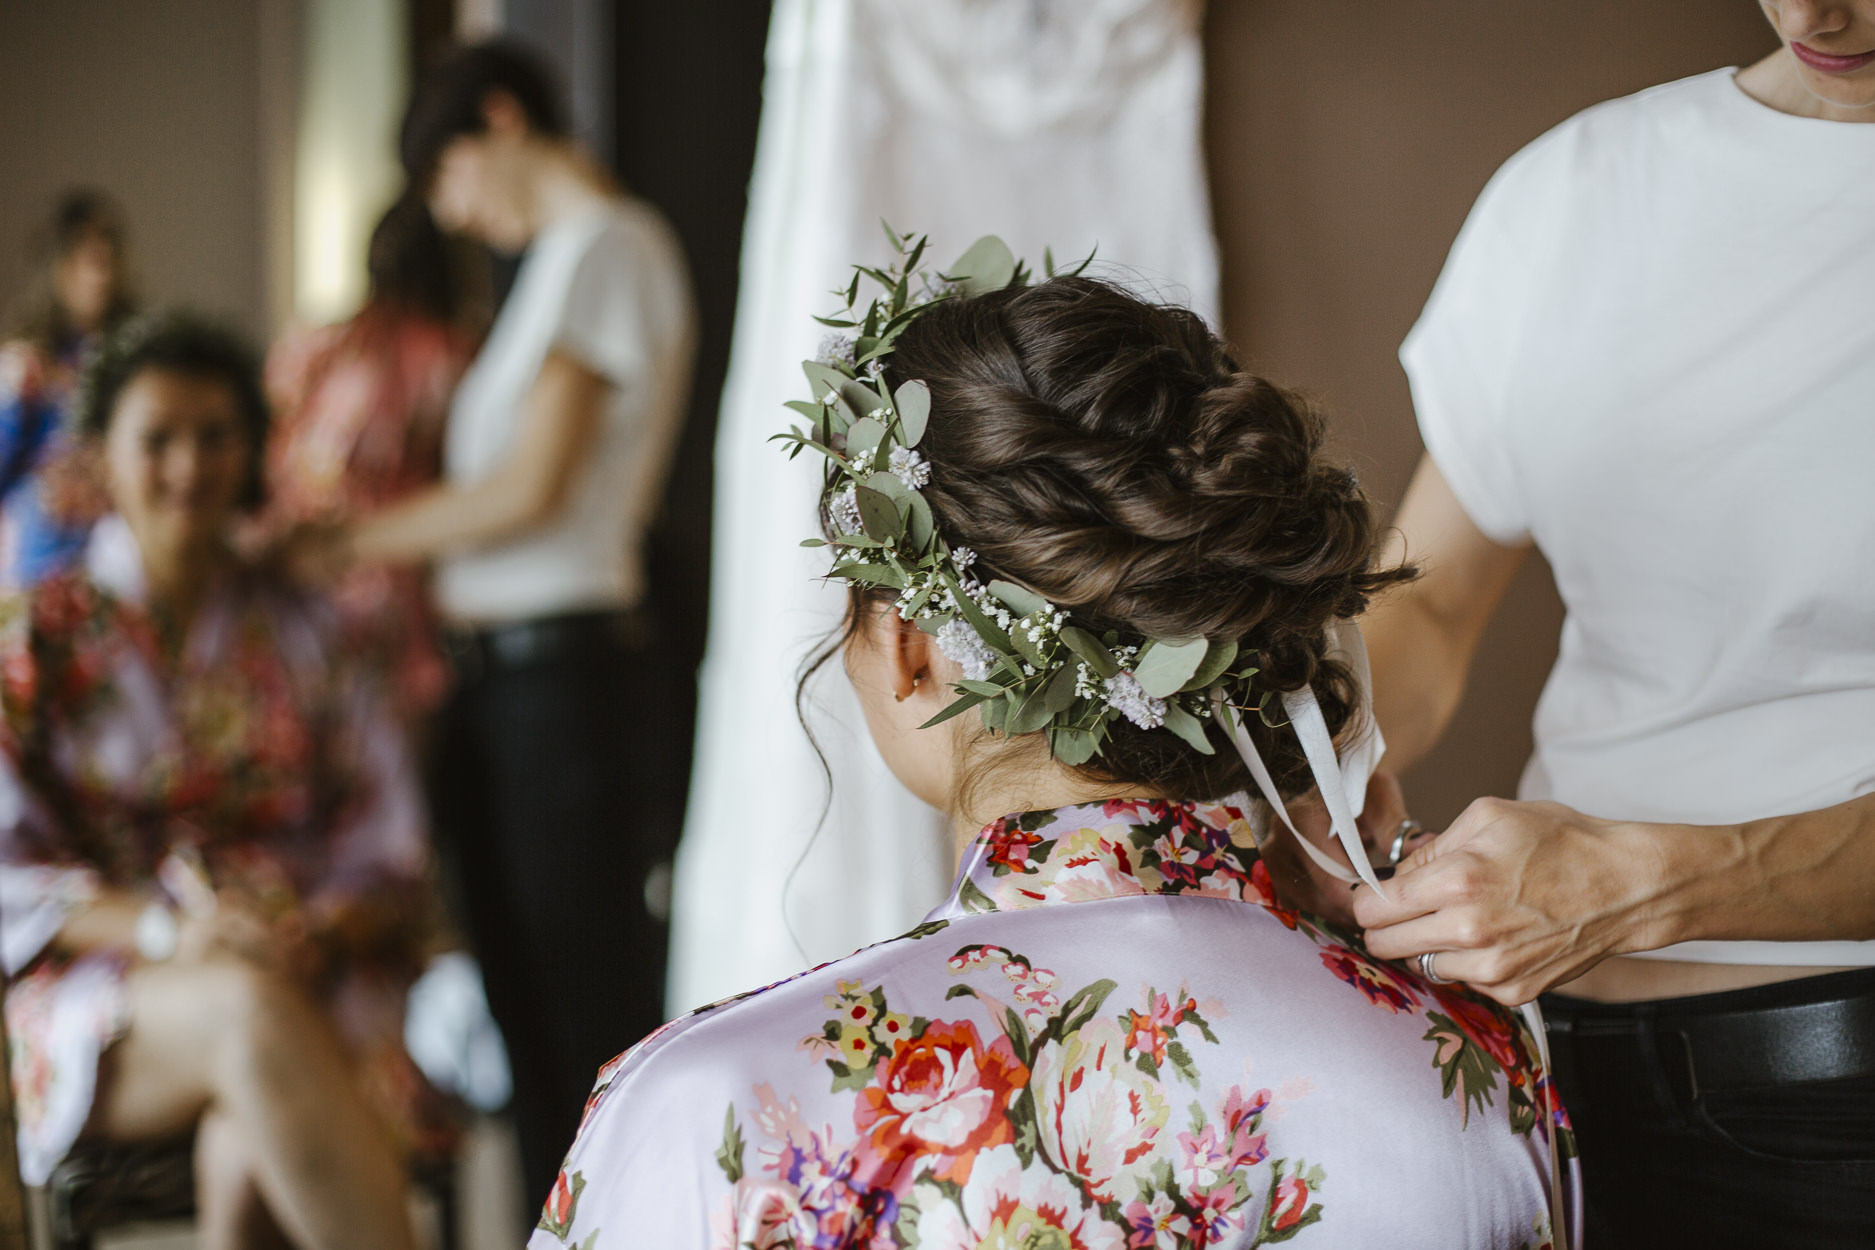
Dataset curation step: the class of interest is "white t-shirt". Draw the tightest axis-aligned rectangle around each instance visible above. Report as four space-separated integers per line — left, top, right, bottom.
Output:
1401 69 1875 966
438 198 695 622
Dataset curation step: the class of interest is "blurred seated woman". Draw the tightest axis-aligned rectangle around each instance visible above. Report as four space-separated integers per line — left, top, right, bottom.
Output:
533 253 1577 1248
0 188 137 588
0 312 426 1250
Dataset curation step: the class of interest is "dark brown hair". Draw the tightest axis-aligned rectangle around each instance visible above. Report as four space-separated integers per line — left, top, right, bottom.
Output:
840 275 1412 804
400 38 570 184
75 310 270 511
365 193 463 323
5 188 138 352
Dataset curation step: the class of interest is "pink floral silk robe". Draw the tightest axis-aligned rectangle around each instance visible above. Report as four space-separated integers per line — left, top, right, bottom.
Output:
0 517 435 1184
531 798 1579 1249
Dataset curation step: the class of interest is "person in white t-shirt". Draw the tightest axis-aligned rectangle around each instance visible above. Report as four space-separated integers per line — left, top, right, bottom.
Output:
1309 2 1875 1242
298 40 696 1217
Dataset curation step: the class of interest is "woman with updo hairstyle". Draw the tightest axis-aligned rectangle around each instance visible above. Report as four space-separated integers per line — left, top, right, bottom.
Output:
530 273 1576 1249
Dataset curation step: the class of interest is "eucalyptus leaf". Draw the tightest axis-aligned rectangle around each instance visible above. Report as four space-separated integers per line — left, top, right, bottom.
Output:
957 679 1007 698
854 485 902 542
842 379 890 423
1161 702 1215 755
979 697 1008 733
950 236 1017 297
1049 726 1100 766
1058 626 1119 679
895 380 931 447
864 470 910 503
1134 637 1209 698
987 579 1049 618
846 418 887 456
783 399 822 419
919 690 986 730
906 491 935 553
945 574 1013 651
1007 682 1055 735
799 538 827 548
1181 639 1239 694
1041 663 1080 715
834 562 905 589
802 361 849 398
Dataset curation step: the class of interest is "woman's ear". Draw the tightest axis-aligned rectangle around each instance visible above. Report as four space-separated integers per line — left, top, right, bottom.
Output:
884 611 936 704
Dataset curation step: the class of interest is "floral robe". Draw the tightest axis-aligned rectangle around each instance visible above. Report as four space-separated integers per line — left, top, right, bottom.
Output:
264 307 473 720
533 799 1578 1249
0 517 438 1184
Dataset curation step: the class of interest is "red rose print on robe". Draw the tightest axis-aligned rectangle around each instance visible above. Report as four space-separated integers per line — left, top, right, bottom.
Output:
1320 946 1420 1013
852 1019 1028 1187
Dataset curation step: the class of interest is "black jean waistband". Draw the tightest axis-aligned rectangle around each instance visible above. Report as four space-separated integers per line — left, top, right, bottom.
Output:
443 607 655 676
1542 967 1875 1100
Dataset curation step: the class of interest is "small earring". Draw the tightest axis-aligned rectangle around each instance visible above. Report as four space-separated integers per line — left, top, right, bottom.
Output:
893 675 923 703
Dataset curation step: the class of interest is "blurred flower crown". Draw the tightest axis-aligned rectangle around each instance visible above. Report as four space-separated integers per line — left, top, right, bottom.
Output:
774 226 1275 768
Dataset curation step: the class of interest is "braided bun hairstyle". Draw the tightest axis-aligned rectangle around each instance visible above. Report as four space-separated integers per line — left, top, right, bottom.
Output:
871 274 1413 802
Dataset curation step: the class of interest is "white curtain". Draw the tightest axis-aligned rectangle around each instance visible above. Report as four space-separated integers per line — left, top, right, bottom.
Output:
668 0 1219 1014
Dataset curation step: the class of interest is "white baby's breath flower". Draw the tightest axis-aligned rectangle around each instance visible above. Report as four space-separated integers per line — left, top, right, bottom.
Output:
889 447 930 489
816 333 857 369
1104 671 1167 730
935 619 997 682
849 448 875 475
951 547 977 572
829 486 862 535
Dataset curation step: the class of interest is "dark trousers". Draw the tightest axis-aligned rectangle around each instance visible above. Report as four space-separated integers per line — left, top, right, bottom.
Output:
430 610 681 1216
1543 968 1875 1248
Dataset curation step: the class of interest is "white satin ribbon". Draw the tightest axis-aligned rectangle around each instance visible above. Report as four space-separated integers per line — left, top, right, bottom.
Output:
1209 621 1572 1243
1211 619 1388 894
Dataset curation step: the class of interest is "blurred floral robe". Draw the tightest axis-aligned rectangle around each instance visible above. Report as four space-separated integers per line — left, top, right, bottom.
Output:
0 334 111 588
0 516 440 1184
264 305 473 719
533 799 1579 1250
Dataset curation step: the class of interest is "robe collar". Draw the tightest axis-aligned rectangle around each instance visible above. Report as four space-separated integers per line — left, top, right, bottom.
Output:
928 797 1291 922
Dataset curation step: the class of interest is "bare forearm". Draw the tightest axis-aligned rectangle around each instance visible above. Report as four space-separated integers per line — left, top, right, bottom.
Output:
1364 592 1475 773
1650 793 1875 948
55 888 151 956
350 477 548 566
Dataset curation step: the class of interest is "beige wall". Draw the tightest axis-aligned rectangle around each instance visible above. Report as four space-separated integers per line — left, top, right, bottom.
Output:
1203 3 1777 826
0 0 281 336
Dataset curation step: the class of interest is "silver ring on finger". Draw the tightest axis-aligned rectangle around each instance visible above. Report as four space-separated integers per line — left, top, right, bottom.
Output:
1388 819 1424 866
1418 950 1453 985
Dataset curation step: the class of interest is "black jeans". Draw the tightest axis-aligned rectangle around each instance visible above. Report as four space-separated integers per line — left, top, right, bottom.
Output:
1543 968 1875 1248
430 609 682 1215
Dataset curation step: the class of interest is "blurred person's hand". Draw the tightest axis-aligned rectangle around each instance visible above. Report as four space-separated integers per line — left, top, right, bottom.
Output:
176 894 292 970
1259 770 1425 927
273 519 355 586
0 341 46 396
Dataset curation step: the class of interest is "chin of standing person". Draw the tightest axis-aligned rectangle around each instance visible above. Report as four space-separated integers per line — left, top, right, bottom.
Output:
1250 2 1875 1245
298 39 697 1216
0 189 138 588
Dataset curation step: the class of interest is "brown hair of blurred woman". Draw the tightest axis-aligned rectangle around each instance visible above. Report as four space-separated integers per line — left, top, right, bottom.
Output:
6 188 139 352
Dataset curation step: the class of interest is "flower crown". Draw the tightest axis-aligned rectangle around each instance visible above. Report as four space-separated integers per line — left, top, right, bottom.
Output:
775 226 1273 768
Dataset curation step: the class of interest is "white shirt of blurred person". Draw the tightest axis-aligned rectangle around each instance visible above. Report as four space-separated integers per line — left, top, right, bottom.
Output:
1315 4 1875 1240
302 39 696 1214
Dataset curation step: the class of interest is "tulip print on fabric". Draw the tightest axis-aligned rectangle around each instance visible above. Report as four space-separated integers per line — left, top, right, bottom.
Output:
530 800 1576 1249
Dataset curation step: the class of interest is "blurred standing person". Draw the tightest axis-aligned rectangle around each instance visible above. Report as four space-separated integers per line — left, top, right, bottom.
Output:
264 195 476 723
298 40 696 1209
0 189 137 587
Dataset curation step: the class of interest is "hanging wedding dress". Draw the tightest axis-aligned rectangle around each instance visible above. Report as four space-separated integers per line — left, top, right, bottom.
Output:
668 0 1219 1013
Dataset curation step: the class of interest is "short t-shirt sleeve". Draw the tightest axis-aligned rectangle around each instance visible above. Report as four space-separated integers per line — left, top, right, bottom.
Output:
550 213 687 392
1399 164 1543 546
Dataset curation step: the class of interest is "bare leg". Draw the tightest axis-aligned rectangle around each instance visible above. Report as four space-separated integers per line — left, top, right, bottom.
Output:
93 959 415 1250
195 1110 292 1250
